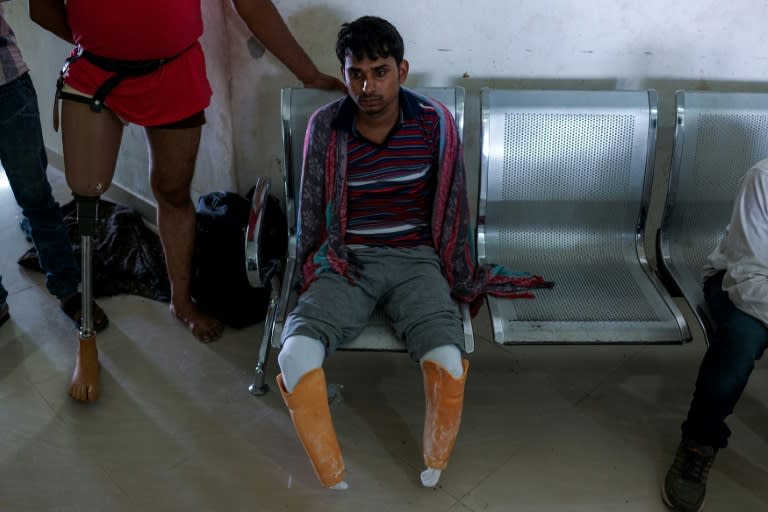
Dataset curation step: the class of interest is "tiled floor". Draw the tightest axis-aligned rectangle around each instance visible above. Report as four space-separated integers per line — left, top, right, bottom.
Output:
1 166 767 512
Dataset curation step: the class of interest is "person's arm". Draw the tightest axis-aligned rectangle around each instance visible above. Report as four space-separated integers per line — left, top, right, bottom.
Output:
29 0 73 44
722 167 768 325
230 0 344 91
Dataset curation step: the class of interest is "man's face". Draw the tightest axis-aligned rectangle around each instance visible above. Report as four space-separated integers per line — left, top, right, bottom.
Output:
342 51 409 118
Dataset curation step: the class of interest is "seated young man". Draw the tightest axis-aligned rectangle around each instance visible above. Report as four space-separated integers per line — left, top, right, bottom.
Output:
275 16 551 490
663 158 768 511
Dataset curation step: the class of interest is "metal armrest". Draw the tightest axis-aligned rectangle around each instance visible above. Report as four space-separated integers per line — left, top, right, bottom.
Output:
245 176 272 288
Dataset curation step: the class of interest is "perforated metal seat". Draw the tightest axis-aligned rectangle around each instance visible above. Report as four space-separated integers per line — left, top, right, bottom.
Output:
479 88 689 344
658 91 768 340
247 87 475 395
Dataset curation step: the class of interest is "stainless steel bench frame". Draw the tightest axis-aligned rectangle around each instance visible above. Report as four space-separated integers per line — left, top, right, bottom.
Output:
658 90 768 342
478 88 690 344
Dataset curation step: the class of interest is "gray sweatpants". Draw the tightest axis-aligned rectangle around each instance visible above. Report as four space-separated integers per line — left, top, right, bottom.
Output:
282 245 464 361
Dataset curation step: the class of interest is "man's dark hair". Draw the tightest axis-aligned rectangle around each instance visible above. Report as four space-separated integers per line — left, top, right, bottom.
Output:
335 16 404 66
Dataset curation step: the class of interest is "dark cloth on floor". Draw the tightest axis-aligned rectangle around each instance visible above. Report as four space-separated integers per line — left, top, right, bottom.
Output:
18 198 171 301
191 191 287 329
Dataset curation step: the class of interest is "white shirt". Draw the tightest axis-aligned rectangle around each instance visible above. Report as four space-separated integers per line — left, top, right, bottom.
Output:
704 158 768 327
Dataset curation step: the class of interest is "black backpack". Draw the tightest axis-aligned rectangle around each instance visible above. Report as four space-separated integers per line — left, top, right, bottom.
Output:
191 191 287 328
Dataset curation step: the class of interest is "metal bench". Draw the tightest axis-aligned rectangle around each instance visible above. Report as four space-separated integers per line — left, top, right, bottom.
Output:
247 87 475 395
657 90 768 341
478 88 690 344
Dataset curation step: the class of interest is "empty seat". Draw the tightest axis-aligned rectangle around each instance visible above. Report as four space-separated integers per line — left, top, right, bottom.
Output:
479 88 689 344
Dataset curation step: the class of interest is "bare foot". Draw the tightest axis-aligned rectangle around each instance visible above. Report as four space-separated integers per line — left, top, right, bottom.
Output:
70 336 100 402
170 301 223 343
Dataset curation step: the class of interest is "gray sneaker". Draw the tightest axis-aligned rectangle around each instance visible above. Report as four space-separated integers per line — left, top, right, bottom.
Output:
662 439 717 512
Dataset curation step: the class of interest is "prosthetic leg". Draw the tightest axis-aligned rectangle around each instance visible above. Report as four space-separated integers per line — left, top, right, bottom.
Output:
59 87 124 402
69 195 100 402
420 359 469 487
277 368 347 489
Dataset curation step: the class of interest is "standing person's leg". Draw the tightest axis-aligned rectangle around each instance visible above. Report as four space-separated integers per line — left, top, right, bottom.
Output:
144 124 223 342
0 74 81 303
61 97 124 401
663 271 768 511
382 246 468 488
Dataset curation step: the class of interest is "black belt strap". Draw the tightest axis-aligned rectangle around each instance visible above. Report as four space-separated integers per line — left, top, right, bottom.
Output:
55 45 188 116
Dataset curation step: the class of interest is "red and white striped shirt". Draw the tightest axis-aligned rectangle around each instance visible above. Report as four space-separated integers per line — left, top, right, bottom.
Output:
332 91 440 247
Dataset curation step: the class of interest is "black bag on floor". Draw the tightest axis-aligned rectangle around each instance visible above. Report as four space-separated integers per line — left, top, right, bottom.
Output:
191 191 286 328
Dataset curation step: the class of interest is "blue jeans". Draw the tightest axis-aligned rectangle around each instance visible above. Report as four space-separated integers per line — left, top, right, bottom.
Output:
0 73 79 302
681 271 768 449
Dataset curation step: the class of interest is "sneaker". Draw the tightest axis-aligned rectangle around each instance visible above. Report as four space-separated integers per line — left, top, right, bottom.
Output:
662 439 717 512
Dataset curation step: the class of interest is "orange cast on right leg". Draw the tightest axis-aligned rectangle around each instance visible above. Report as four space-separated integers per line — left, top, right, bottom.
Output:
421 359 469 487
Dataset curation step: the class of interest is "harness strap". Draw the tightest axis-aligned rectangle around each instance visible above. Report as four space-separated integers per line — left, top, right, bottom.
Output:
53 45 190 131
53 51 84 131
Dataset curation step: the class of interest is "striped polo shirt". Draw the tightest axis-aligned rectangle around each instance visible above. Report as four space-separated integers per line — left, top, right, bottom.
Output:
0 6 28 86
332 89 440 247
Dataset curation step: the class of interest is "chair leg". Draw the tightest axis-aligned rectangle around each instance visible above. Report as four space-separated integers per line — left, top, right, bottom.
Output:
249 363 268 396
249 275 280 396
248 313 271 396
277 368 346 488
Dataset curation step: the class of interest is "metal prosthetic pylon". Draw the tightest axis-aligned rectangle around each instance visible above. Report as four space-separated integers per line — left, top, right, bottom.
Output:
75 195 99 340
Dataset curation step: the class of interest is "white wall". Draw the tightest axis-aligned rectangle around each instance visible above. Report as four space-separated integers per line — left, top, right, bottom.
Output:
7 0 768 217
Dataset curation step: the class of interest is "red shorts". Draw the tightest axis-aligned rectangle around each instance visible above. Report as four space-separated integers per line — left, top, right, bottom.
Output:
63 42 212 127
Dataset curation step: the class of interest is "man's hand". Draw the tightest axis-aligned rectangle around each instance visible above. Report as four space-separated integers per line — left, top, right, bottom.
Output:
231 0 344 93
302 72 346 93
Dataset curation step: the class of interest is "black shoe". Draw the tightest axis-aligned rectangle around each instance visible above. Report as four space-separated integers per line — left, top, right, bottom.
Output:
662 439 717 512
0 302 9 327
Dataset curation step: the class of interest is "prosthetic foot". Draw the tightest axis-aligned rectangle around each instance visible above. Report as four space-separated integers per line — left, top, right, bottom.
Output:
420 359 469 487
69 195 100 402
277 368 347 489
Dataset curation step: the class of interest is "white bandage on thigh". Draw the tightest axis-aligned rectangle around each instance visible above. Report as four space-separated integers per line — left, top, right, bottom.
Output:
420 344 463 378
278 335 326 392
